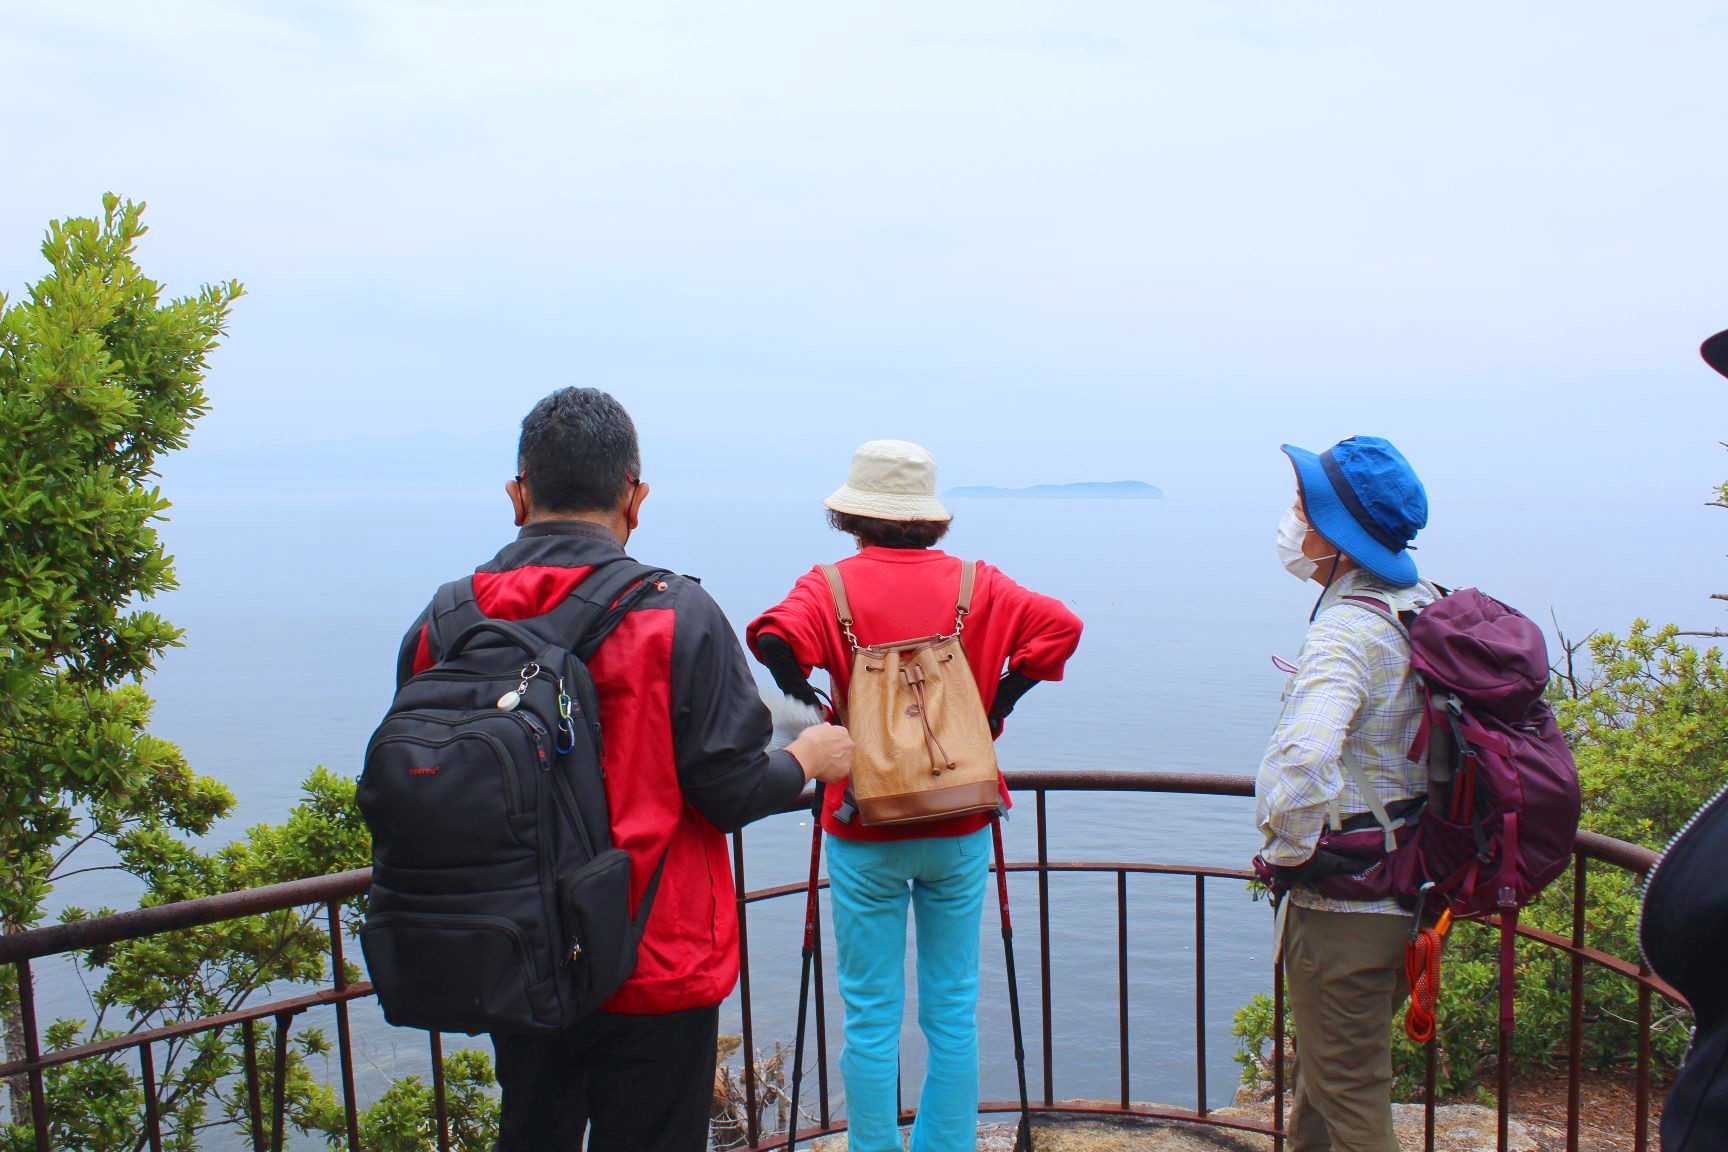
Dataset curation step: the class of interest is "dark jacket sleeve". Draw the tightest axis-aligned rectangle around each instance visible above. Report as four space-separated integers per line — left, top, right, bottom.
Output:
671 581 808 832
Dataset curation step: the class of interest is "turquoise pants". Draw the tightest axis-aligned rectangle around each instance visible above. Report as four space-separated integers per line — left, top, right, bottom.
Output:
825 826 990 1152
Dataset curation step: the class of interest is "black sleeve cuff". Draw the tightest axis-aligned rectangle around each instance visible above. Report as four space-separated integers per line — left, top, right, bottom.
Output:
763 749 808 811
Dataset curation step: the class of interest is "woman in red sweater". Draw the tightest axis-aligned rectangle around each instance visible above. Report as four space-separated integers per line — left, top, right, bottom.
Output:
749 440 1082 1152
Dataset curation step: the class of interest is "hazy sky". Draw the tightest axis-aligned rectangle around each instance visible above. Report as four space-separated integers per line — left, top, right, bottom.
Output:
4 2 1727 500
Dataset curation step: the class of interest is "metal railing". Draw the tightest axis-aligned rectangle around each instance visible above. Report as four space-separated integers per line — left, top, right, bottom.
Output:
0 771 1684 1152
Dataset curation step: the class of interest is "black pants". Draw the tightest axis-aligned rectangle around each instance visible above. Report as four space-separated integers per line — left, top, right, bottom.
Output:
492 1005 720 1152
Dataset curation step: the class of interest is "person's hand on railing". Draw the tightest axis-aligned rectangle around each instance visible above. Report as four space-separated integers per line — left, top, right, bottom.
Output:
787 723 854 783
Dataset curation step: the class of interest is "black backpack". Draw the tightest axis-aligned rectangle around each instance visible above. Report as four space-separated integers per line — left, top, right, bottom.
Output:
358 558 670 1035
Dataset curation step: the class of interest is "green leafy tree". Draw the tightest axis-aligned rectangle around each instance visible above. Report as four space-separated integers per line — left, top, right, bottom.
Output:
1 198 502 1149
1558 622 1728 845
0 194 241 1118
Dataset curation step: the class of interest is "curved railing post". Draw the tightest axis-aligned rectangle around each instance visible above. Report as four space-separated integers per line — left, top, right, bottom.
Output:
1194 873 1207 1117
139 1039 162 1152
15 959 49 1152
327 902 361 1151
1116 870 1129 1110
1272 950 1286 1152
1567 851 1587 1151
1637 965 1653 1152
241 1017 266 1151
270 1011 292 1152
1036 789 1052 1108
1423 1036 1437 1152
812 906 831 1128
430 1031 451 1152
732 825 759 1148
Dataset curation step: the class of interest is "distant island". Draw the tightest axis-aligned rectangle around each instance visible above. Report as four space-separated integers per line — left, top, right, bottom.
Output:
944 480 1163 500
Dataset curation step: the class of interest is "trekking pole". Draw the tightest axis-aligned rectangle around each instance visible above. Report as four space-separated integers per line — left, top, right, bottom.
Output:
785 781 825 1152
992 818 1036 1152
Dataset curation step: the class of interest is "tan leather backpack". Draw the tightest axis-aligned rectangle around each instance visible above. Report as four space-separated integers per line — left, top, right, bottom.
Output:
820 560 1001 826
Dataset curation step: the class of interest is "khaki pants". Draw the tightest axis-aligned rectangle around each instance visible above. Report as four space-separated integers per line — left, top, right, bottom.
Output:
1283 904 1412 1152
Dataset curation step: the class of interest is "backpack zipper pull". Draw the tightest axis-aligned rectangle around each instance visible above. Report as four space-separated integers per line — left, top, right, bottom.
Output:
511 710 550 769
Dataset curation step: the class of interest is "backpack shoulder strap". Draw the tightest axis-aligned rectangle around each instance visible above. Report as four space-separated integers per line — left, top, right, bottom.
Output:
956 560 978 619
520 559 671 770
424 576 485 663
820 564 859 648
426 562 672 672
536 558 671 660
1329 594 1415 853
1338 594 1414 640
819 564 853 625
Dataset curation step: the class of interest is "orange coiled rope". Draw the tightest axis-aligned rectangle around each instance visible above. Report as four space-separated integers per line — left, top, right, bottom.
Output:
1404 908 1453 1044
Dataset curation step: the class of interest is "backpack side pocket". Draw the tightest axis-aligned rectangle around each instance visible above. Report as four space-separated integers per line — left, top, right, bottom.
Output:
557 848 636 1010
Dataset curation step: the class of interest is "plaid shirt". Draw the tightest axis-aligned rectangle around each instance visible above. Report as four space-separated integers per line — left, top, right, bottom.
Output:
1256 569 1436 914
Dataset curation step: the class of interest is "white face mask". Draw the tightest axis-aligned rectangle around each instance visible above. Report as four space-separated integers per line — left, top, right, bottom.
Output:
1277 506 1335 582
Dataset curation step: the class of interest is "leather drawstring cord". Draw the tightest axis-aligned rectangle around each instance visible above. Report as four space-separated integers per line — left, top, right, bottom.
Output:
901 664 956 777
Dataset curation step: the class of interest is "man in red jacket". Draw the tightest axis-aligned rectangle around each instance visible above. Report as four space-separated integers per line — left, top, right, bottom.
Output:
396 388 853 1152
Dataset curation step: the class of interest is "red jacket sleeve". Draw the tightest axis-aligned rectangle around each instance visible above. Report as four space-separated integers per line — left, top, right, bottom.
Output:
978 563 1083 682
747 567 846 677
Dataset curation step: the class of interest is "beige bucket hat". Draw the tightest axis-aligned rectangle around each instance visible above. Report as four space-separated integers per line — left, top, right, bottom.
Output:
824 440 952 523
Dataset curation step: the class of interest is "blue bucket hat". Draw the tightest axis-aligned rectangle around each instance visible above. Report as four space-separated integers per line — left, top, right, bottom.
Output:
1281 436 1427 588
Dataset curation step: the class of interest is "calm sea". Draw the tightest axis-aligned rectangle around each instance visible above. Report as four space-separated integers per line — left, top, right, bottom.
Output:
31 482 1725 1144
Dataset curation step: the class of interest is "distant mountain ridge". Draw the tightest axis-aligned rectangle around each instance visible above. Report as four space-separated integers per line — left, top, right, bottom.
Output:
944 480 1163 500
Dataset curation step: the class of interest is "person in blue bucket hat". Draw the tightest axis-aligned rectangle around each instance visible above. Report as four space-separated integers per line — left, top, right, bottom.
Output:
1256 435 1440 1152
1280 435 1428 591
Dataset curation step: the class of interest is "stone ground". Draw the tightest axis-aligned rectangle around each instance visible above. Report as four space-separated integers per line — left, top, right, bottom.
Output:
808 1103 1542 1151
803 1065 1662 1151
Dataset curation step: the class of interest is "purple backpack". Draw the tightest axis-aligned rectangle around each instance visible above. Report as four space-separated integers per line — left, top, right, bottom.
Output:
1257 588 1582 1026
